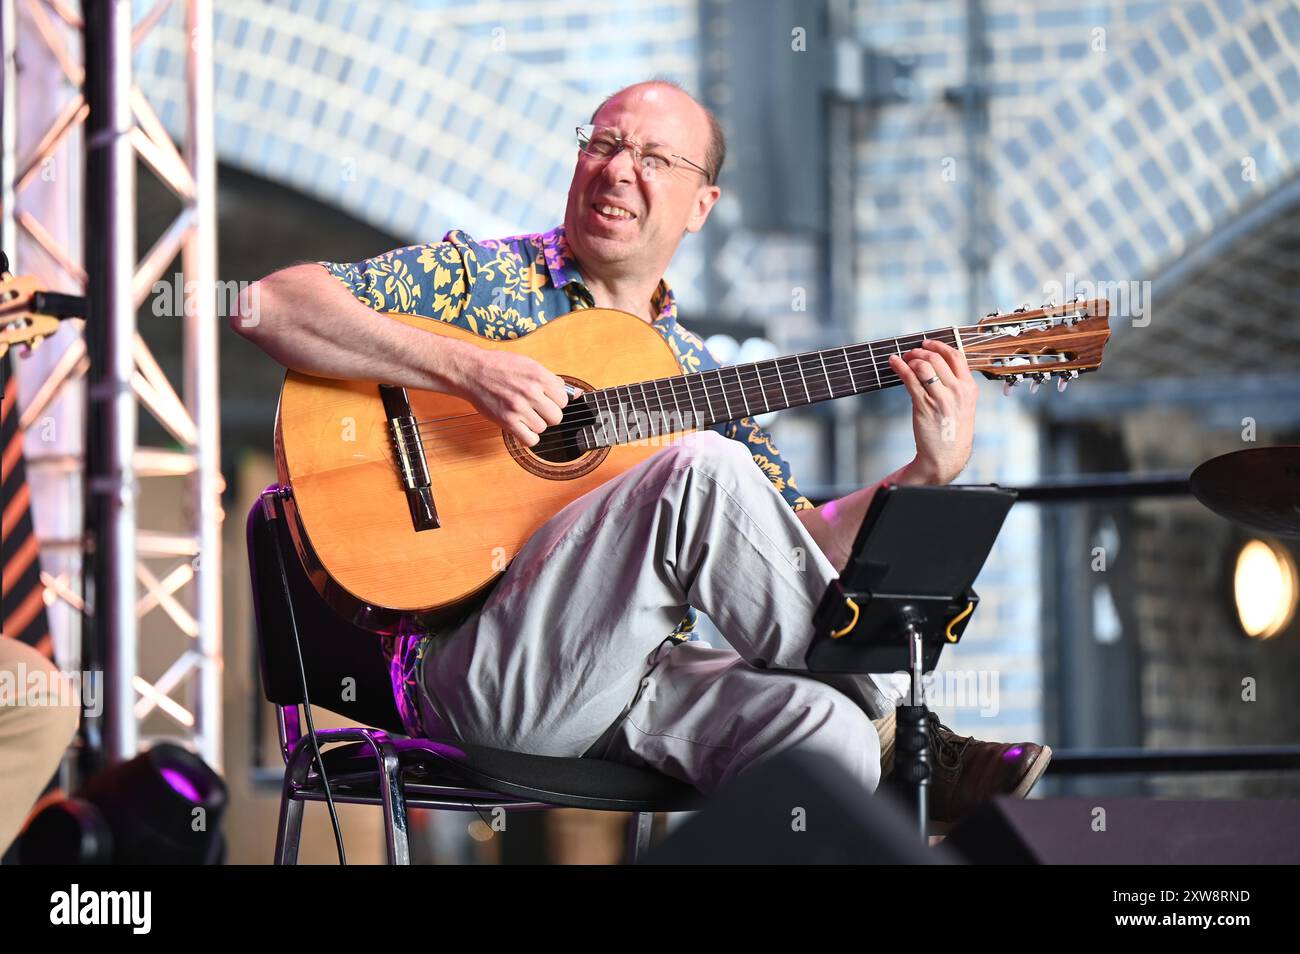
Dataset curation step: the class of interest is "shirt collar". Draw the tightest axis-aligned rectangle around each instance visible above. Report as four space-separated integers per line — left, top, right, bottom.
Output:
540 224 678 325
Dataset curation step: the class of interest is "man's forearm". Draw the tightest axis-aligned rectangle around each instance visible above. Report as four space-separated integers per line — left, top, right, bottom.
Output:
230 263 479 393
796 458 941 574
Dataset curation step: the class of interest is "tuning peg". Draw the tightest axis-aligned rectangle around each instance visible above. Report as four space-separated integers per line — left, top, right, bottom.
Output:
985 311 998 318
1055 370 1078 393
1028 375 1042 394
1002 374 1022 396
18 335 44 357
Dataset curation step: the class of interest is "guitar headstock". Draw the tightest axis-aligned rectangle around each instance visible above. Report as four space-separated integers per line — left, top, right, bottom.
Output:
0 274 63 359
965 298 1111 393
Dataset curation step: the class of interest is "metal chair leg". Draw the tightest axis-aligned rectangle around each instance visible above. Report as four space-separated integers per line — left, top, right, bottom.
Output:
374 737 411 865
274 739 318 864
625 811 654 864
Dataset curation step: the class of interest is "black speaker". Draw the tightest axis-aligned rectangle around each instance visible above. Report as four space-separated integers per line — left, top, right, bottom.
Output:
946 796 1300 864
644 747 953 864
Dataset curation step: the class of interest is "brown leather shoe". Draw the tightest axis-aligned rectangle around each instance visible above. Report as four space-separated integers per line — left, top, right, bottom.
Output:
924 712 1051 827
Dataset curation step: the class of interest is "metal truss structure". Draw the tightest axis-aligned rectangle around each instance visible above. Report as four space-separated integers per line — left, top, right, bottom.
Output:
1 0 221 768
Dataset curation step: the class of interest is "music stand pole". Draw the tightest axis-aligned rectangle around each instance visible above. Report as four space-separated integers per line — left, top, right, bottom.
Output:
805 484 1018 843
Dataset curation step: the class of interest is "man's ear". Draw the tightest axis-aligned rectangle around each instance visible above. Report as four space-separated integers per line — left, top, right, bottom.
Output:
685 184 722 234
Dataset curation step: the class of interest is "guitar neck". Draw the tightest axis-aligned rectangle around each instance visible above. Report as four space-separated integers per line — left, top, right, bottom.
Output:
581 324 978 449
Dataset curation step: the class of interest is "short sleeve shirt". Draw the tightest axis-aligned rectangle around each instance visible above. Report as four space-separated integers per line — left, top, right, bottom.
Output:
319 225 814 736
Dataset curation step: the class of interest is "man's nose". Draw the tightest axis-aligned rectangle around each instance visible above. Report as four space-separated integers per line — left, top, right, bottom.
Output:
601 145 639 184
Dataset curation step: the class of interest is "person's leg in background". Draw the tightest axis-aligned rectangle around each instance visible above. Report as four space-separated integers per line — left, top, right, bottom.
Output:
413 429 887 791
0 636 80 854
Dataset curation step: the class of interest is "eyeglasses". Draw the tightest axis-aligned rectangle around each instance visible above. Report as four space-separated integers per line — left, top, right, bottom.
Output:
575 124 712 182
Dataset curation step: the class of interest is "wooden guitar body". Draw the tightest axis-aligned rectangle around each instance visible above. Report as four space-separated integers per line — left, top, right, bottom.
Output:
275 307 688 633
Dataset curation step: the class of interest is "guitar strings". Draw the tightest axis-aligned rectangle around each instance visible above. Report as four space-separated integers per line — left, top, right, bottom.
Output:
390 353 1061 457
392 326 1026 442
395 326 1008 435
371 355 1037 474
396 338 1069 448
373 359 1056 475
372 358 1039 477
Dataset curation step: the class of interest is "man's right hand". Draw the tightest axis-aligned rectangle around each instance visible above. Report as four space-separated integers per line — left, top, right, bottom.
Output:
449 348 570 447
231 264 570 448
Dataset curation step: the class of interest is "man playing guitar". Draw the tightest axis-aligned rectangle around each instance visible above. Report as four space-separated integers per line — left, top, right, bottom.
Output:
234 79 1050 824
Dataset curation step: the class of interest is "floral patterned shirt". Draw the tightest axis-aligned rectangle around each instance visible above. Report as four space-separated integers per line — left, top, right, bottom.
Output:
319 224 813 737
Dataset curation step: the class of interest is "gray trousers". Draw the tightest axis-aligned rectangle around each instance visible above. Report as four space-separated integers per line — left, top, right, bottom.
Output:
414 429 891 795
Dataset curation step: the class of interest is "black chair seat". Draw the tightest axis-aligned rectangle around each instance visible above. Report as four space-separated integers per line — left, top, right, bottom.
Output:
249 485 703 861
313 736 703 813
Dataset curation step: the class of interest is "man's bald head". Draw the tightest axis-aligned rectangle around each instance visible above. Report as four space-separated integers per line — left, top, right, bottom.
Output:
589 79 726 185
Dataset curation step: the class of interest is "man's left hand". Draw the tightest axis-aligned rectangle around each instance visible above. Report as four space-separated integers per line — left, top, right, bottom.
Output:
887 339 978 485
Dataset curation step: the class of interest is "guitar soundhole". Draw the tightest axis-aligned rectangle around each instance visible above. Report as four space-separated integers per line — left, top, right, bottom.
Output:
504 375 609 479
532 396 598 464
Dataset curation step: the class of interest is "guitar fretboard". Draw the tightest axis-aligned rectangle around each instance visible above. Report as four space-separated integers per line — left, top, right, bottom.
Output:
577 325 974 449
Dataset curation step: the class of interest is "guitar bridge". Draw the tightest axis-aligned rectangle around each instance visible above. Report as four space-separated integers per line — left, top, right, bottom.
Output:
380 384 439 531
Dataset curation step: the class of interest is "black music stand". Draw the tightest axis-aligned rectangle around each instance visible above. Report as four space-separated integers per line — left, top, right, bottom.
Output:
807 484 1016 840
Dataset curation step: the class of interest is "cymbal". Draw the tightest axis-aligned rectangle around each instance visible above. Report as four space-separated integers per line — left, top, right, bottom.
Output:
1190 446 1300 538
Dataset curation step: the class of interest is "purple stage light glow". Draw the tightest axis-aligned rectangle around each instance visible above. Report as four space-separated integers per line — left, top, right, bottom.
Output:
1002 745 1024 761
161 766 202 802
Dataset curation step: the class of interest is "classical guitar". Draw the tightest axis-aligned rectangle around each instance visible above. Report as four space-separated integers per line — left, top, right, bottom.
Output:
274 299 1111 632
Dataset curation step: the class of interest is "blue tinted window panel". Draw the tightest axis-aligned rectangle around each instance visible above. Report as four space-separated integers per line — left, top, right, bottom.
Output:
1158 21 1190 56
1185 3 1216 37
1106 61 1135 95
1193 58 1223 94
1164 76 1194 111
1063 219 1088 250
1113 238 1140 265
1248 21 1282 60
1087 198 1115 229
1111 117 1139 148
1138 95 1166 132
1139 157 1165 192
1114 179 1141 211
1028 118 1055 149
1039 241 1063 270
1034 178 1061 210
1168 199 1196 233
1216 0 1244 20
1080 79 1106 110
1059 155 1086 189
1196 180 1226 218
1247 83 1279 121
1277 65 1300 104
1164 138 1191 172
1014 263 1036 291
1278 5 1300 42
1085 136 1113 168
1054 100 1080 129
1223 160 1253 198
1221 102 1249 138
1132 39 1160 73
1192 119 1222 153
1219 39 1250 78
1009 199 1033 230
1278 125 1300 161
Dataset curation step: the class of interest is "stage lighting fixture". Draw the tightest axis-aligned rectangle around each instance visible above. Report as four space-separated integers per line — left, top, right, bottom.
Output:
19 742 227 864
1233 538 1297 640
